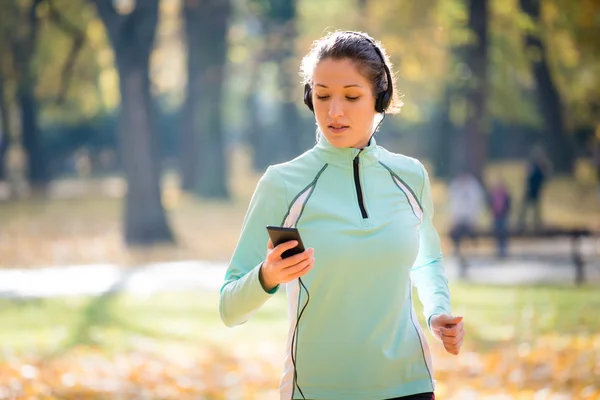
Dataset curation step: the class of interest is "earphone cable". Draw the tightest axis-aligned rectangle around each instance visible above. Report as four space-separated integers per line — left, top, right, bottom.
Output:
291 277 310 399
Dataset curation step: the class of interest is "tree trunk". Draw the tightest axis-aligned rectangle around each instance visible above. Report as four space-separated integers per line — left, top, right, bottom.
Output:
92 0 173 245
271 18 302 162
245 64 269 171
19 85 48 189
7 0 48 191
432 88 455 180
0 73 10 181
245 23 275 171
182 0 230 198
520 0 574 173
180 1 199 192
117 63 172 245
457 0 489 181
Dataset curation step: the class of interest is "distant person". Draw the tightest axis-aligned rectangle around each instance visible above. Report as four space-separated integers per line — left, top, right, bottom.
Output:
448 170 485 256
488 177 512 258
219 30 464 400
518 146 552 231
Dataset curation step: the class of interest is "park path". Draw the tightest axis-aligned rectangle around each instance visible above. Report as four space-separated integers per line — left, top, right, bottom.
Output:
1 238 598 299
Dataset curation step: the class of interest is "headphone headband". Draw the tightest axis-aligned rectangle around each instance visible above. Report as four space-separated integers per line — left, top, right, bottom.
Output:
304 31 393 113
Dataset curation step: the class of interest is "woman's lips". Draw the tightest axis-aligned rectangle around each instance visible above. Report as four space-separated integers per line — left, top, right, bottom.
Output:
328 125 349 134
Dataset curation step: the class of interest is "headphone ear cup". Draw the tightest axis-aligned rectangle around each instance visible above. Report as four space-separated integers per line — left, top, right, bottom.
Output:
304 83 314 112
376 91 391 113
375 65 393 113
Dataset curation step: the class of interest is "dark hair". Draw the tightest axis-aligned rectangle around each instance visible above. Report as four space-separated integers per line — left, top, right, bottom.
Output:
299 30 403 114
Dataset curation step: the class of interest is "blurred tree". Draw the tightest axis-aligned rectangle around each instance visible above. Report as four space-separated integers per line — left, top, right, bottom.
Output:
90 0 174 245
520 0 574 173
181 0 231 198
269 0 304 161
370 0 477 178
543 0 600 143
232 5 277 171
291 0 596 171
458 0 489 180
37 7 113 125
242 24 267 171
428 0 490 180
0 0 88 190
0 54 12 182
246 0 303 167
1 0 48 191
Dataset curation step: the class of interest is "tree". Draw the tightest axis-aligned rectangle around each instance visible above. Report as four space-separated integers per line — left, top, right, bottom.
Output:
541 0 600 143
237 9 273 171
0 0 89 190
90 0 174 245
265 0 303 162
181 0 231 198
0 53 12 182
520 0 574 173
458 0 489 179
1 0 48 190
241 0 304 170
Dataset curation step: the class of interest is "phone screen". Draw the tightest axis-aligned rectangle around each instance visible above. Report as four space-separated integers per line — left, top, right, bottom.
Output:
266 226 306 259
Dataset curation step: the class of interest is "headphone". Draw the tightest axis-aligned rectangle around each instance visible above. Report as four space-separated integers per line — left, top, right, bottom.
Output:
303 31 393 114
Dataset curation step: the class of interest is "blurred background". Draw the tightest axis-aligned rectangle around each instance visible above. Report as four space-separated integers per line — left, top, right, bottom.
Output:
0 0 599 399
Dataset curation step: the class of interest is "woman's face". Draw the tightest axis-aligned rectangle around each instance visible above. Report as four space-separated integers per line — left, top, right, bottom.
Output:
311 58 377 149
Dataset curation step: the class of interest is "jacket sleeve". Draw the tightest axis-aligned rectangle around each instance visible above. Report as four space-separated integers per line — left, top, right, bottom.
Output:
219 165 288 327
410 163 452 331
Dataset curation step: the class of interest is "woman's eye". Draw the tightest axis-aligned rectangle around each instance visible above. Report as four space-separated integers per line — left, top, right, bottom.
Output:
315 95 329 100
346 96 360 101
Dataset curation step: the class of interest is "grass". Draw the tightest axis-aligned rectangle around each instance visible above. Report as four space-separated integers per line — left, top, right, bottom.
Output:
1 283 599 360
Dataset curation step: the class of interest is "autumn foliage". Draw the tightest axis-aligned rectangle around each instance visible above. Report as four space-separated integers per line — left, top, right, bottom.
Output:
1 332 599 400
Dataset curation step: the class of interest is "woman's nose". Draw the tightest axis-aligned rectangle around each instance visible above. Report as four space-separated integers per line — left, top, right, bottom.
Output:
328 98 343 118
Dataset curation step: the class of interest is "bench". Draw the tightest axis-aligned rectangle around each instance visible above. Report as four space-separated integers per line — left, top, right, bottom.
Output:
454 227 596 285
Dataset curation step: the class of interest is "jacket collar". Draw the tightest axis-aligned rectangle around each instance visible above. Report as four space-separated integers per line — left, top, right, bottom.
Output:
313 134 380 168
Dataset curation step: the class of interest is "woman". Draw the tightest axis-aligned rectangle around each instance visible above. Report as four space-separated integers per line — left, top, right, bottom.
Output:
219 30 465 400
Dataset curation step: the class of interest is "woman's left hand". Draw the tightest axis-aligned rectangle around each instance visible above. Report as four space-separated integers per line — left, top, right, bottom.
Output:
430 314 465 355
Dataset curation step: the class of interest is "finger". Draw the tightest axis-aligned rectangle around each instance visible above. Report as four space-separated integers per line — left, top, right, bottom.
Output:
444 315 463 326
439 315 463 326
432 314 463 328
443 333 462 346
281 259 314 282
442 320 464 335
283 256 314 278
280 248 314 267
445 334 465 349
444 342 460 355
441 327 465 344
267 239 274 250
270 240 299 260
440 326 459 337
447 340 463 355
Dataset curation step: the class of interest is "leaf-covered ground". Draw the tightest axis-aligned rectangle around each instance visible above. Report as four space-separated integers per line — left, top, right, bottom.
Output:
1 286 598 399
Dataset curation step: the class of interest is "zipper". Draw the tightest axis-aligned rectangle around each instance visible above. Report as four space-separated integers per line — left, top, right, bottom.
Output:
353 152 369 219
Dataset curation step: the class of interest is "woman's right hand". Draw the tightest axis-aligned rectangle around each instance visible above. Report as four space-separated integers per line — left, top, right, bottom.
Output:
259 239 315 292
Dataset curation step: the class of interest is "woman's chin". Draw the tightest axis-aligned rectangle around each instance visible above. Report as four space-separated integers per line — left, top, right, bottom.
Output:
322 132 351 148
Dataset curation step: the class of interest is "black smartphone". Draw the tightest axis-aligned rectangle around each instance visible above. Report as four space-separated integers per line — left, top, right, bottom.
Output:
266 226 306 259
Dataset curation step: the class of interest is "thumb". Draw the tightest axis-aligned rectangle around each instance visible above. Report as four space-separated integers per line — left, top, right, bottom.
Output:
437 314 463 326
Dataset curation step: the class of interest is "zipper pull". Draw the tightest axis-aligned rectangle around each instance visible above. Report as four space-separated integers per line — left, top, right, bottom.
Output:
353 150 362 165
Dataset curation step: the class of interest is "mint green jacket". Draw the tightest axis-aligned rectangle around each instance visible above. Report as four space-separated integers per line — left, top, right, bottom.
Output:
220 136 451 400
